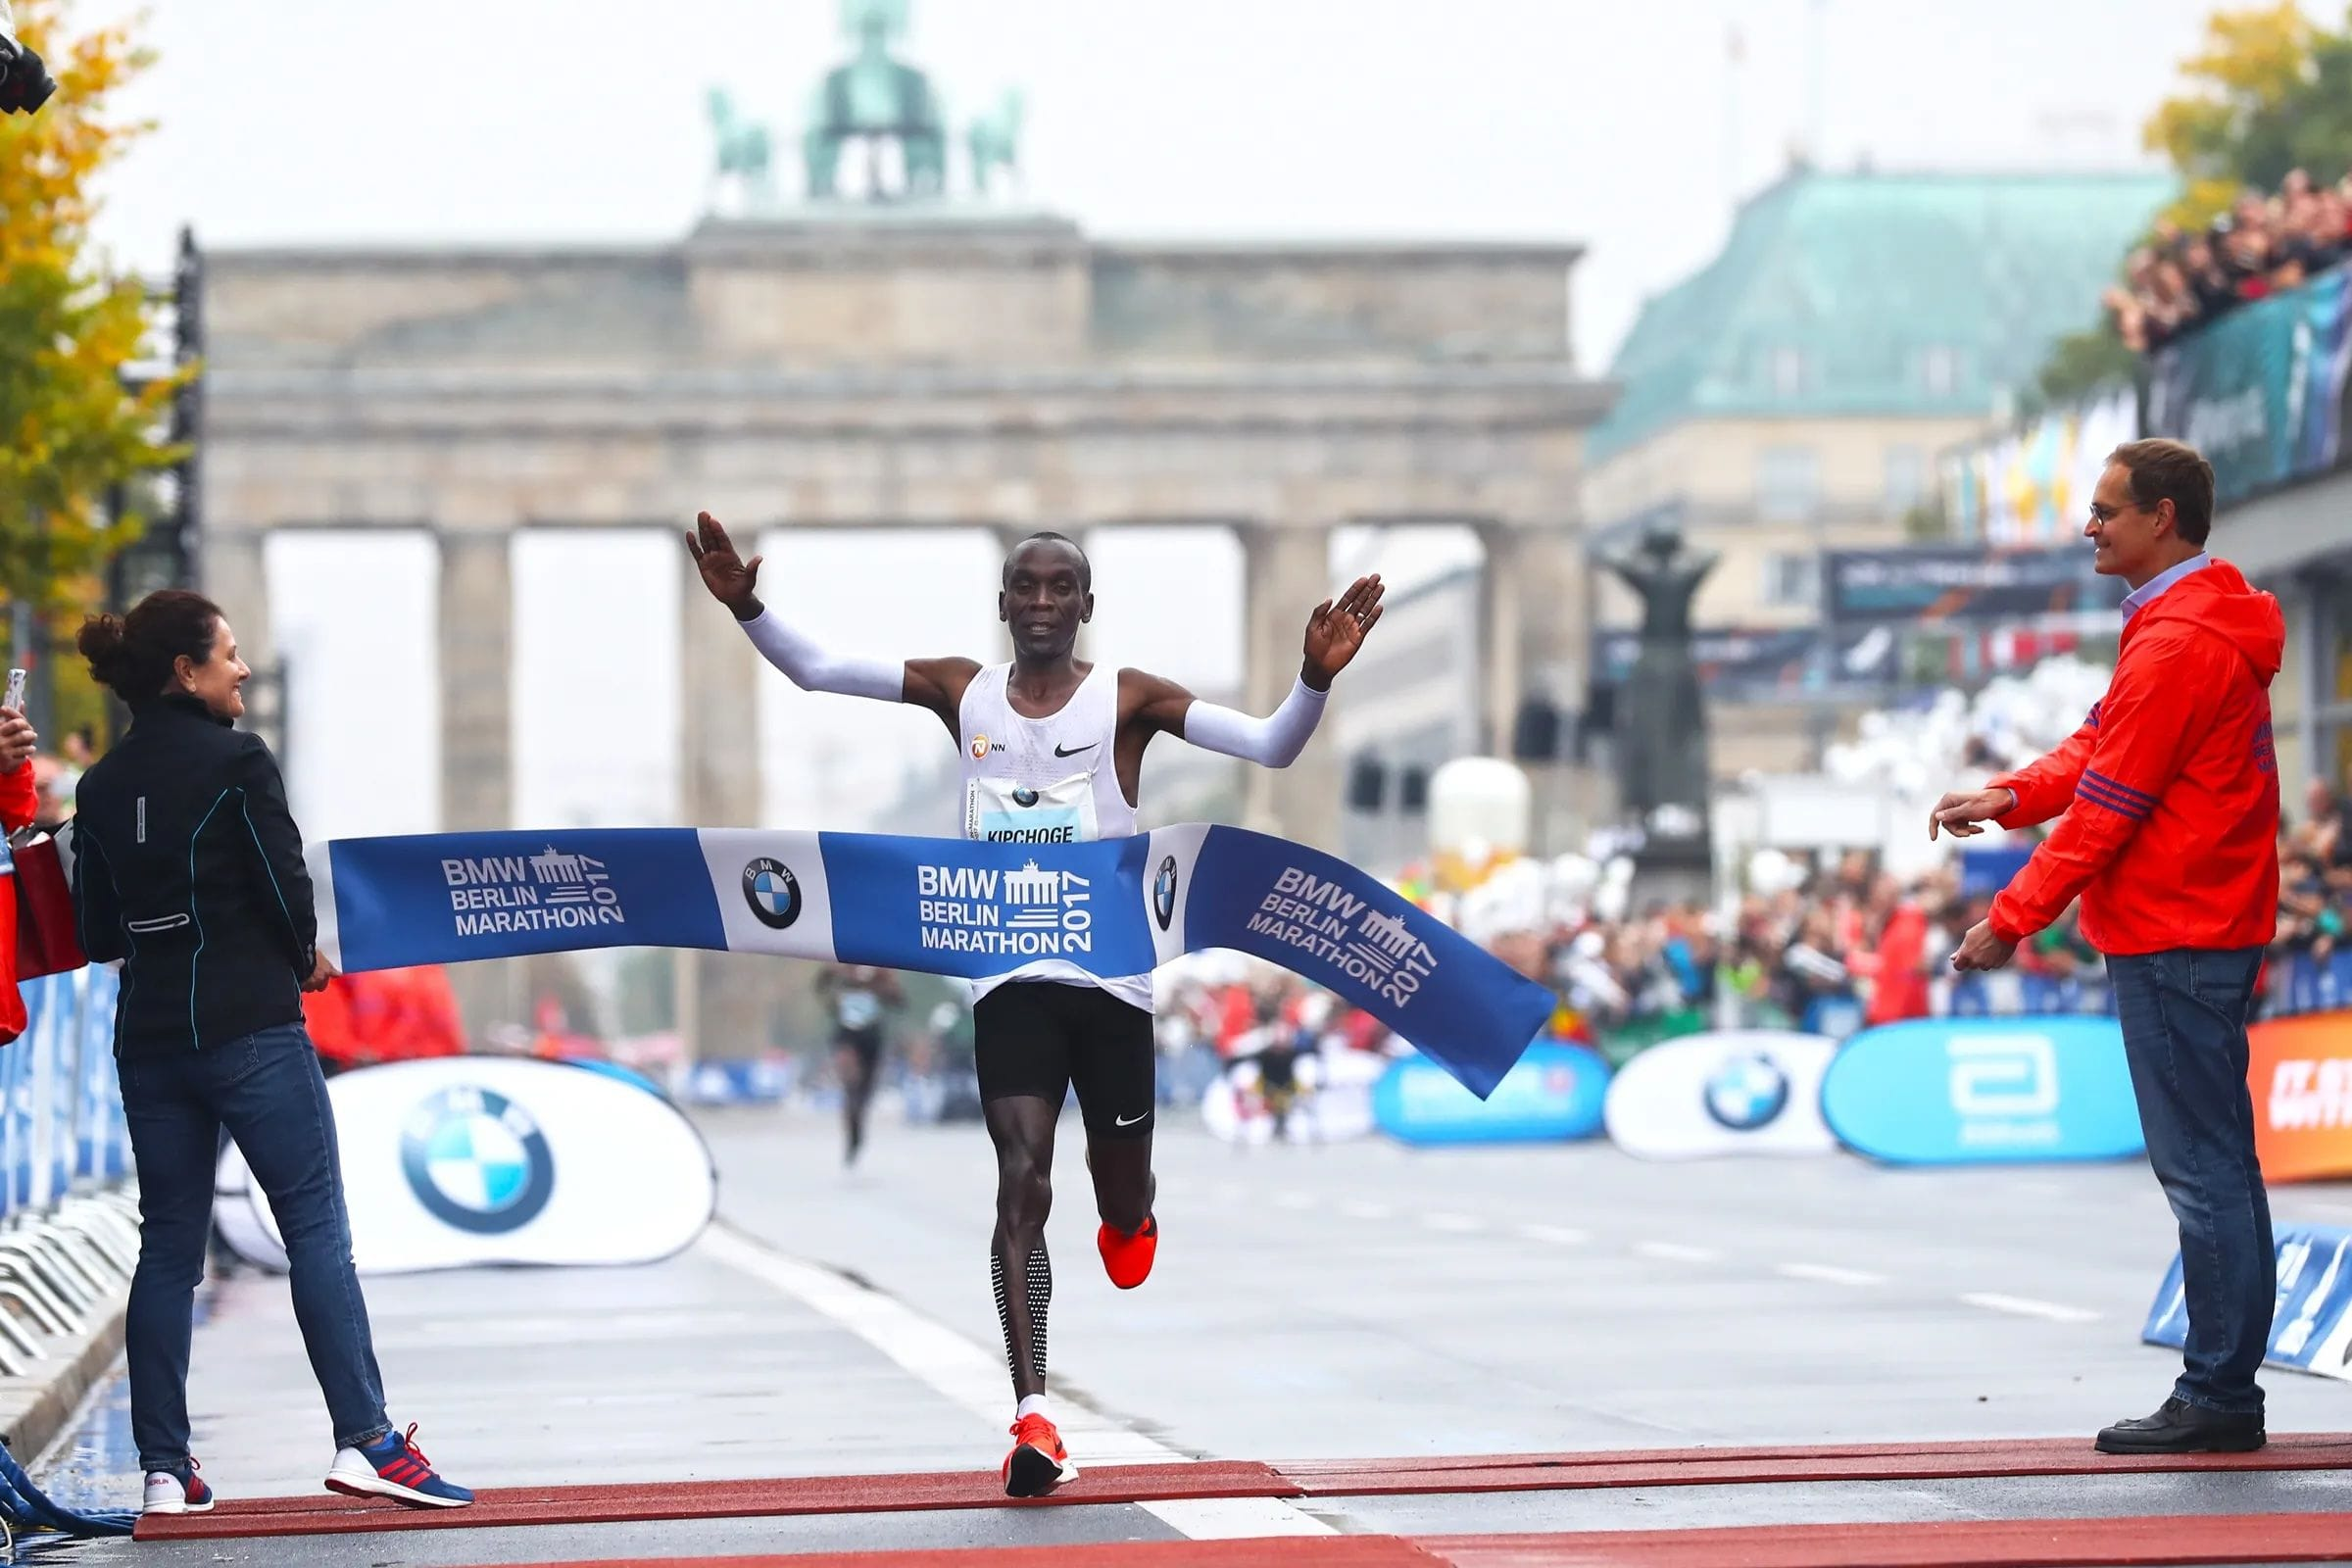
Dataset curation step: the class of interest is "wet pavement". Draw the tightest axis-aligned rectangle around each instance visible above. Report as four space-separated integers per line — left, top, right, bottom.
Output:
18 1104 2352 1564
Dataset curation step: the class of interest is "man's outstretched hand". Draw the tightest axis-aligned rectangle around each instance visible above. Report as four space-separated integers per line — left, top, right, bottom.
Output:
686 512 764 618
1300 574 1386 691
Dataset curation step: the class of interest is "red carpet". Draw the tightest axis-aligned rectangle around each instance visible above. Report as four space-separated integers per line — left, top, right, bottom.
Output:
1280 1432 2352 1494
130 1435 2352 1544
130 1460 1291 1541
448 1512 2352 1568
1425 1512 2352 1566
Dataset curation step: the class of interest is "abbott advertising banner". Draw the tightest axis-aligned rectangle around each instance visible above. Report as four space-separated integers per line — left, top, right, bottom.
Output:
1371 1043 1609 1147
2249 1011 2352 1184
1603 1032 1838 1160
214 1056 716 1274
1821 1017 2142 1165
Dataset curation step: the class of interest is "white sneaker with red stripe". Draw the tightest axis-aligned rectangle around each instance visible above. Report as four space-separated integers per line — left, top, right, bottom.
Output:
324 1422 474 1508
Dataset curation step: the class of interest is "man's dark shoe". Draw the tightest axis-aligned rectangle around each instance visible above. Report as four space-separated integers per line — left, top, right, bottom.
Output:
2095 1396 2265 1454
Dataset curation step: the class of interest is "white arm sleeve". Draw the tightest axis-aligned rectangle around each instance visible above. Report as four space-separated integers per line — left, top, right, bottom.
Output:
1181 677 1329 767
738 609 906 702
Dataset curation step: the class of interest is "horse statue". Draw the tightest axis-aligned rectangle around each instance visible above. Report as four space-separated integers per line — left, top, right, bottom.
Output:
707 87 775 213
966 87 1025 196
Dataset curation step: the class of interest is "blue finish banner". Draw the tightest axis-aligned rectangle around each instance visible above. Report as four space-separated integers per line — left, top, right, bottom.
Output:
315 824 1551 1100
2143 1225 2352 1384
1370 1043 1610 1146
1820 1016 2144 1165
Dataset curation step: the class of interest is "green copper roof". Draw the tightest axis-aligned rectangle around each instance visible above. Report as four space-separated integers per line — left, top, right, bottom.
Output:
1589 167 2175 462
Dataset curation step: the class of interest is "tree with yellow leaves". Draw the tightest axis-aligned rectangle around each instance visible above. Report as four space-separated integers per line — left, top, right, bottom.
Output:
0 0 185 630
2145 3 2352 229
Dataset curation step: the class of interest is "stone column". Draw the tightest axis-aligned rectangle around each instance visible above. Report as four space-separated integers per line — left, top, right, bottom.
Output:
435 531 518 1042
1479 519 1595 854
1238 522 1340 847
199 530 273 674
676 549 781 1062
1476 523 1523 759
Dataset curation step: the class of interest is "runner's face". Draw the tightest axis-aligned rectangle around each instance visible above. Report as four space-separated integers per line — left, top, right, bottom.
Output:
1000 541 1091 661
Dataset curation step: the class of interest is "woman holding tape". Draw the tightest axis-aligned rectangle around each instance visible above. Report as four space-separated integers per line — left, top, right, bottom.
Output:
69 590 472 1516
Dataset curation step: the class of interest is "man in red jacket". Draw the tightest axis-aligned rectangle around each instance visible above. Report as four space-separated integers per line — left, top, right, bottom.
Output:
1933 439 2283 1456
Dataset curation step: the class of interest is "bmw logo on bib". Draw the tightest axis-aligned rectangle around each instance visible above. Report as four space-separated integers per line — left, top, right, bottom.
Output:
400 1086 556 1235
1012 786 1040 808
1153 855 1178 932
1703 1053 1790 1131
742 857 802 930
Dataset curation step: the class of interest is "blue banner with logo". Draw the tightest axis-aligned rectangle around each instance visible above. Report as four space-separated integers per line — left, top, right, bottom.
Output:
2147 267 2352 505
1820 1016 2143 1165
315 824 1551 1100
1370 1043 1610 1146
2143 1224 2352 1384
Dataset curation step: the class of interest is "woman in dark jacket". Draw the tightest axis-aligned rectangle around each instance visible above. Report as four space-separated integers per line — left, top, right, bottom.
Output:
70 590 472 1516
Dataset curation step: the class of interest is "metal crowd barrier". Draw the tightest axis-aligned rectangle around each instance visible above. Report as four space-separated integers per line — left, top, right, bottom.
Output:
0 968 135 1380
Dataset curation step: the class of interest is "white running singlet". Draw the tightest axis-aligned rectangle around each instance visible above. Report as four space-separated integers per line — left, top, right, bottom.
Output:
956 662 1150 1012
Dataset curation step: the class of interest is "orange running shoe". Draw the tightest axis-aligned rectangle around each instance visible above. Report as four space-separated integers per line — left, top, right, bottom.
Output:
1002 1412 1078 1497
1096 1214 1158 1290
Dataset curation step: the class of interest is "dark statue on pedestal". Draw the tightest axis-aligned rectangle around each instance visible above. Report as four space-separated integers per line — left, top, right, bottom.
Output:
1601 524 1719 899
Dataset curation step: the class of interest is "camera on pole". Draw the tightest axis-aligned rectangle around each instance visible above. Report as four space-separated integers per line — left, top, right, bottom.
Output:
0 1 56 116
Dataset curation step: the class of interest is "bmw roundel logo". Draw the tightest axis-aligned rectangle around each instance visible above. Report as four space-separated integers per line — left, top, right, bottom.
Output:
1152 855 1178 931
742 858 802 930
1012 786 1040 808
400 1086 555 1235
1702 1052 1790 1131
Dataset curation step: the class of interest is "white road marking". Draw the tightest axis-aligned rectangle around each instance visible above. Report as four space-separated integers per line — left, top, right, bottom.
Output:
699 1224 1335 1539
1775 1263 1886 1288
1635 1242 1720 1264
1516 1224 1590 1246
1338 1200 1394 1222
1422 1212 1487 1234
1960 1292 2102 1324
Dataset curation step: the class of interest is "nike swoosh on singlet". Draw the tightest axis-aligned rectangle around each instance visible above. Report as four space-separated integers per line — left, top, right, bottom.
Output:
1054 742 1098 758
1114 1112 1148 1127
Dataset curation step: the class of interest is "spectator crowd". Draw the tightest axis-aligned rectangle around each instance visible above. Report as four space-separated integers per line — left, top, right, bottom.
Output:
2106 171 2352 352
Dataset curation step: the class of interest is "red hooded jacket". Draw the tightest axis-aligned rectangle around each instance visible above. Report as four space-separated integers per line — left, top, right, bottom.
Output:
1986 559 2283 956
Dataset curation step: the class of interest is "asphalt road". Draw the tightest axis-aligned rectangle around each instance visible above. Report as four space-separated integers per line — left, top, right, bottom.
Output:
26 1102 2352 1565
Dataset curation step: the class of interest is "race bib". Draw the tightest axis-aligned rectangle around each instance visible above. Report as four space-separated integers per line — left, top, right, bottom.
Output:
837 991 881 1030
965 771 1097 846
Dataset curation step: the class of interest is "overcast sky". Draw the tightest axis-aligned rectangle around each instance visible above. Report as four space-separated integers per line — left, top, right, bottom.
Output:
76 0 2305 836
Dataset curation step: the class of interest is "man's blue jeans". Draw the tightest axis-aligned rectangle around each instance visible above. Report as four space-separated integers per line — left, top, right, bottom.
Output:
2107 946 2274 1416
121 1023 392 1474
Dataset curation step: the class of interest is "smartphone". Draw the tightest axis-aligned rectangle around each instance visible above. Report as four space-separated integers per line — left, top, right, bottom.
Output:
3 669 24 713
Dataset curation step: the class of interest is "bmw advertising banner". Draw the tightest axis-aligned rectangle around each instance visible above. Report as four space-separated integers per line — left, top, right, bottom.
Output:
2144 1225 2352 1386
1820 1016 2143 1165
1371 1043 1609 1147
1603 1031 1838 1161
213 1056 717 1275
315 824 1552 1100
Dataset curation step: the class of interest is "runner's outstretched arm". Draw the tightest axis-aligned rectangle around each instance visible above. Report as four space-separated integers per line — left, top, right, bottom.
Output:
686 512 977 731
1133 574 1385 765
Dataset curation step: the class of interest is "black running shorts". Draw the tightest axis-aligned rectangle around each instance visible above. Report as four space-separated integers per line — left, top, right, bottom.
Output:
973 982 1155 1139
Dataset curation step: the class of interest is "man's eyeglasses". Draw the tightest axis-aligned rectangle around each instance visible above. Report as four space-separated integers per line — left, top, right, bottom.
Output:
2086 500 2147 526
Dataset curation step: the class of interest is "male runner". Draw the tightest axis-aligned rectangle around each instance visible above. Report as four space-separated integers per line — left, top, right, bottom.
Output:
816 963 902 1167
686 512 1381 1496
